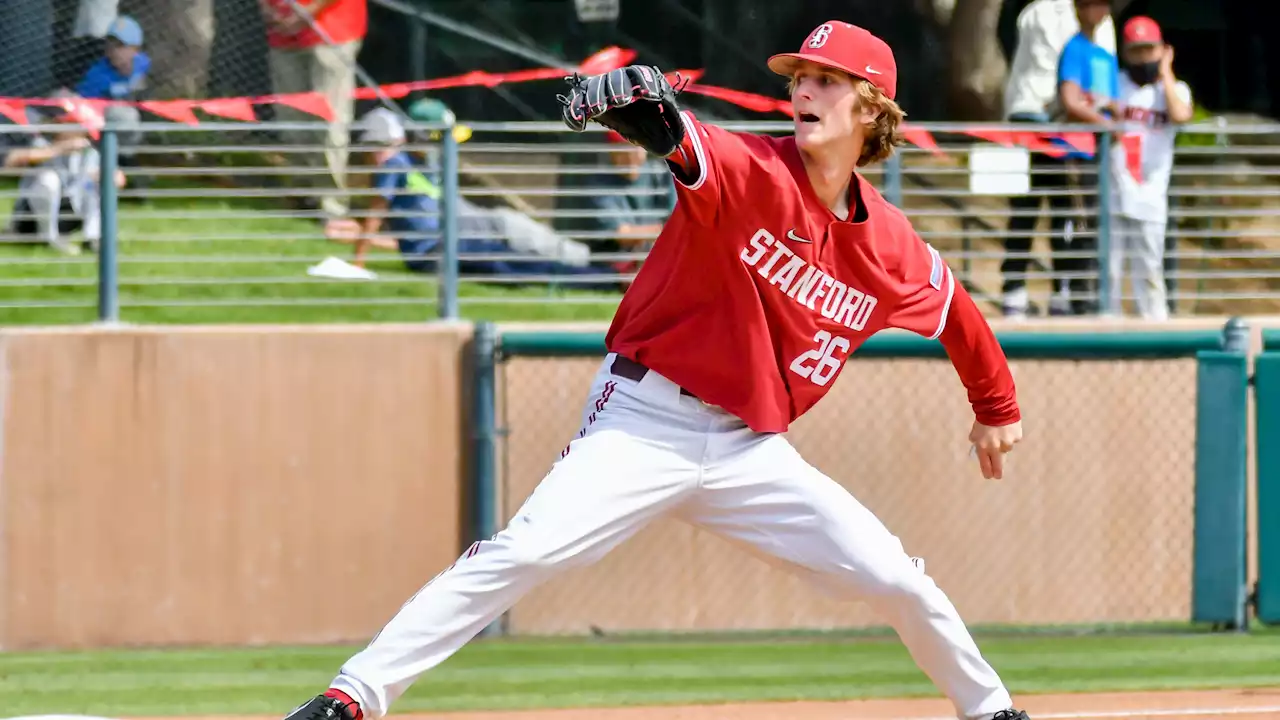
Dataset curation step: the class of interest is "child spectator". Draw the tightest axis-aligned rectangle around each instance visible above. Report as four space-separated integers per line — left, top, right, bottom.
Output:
74 15 148 175
74 15 150 102
1105 16 1193 320
4 111 127 255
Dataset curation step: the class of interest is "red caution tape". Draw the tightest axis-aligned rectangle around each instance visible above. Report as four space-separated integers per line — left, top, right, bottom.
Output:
0 46 1102 164
579 46 639 75
140 99 199 125
0 99 27 125
900 124 943 157
198 97 257 122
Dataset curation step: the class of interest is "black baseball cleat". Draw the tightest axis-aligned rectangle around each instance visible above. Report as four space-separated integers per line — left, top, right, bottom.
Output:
283 694 359 720
991 710 1031 720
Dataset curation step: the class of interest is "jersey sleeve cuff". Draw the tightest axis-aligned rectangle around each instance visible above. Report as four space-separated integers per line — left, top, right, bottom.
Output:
670 111 709 191
926 257 955 340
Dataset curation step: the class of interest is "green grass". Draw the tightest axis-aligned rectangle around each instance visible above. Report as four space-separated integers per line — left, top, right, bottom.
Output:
2 631 1279 716
0 194 623 326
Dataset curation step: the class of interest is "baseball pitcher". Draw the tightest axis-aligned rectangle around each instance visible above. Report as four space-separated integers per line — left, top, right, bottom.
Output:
280 21 1030 720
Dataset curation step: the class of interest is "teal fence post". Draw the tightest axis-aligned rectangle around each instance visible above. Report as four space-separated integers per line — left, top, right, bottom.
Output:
471 321 502 636
1191 318 1251 629
1095 130 1112 314
883 152 903 207
410 18 428 103
1256 349 1280 624
439 125 460 319
97 125 120 323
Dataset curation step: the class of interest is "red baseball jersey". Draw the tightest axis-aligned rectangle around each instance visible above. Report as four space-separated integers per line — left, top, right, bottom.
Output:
606 112 967 434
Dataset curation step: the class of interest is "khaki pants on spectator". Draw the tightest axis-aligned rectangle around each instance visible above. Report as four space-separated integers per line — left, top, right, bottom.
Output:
269 40 361 218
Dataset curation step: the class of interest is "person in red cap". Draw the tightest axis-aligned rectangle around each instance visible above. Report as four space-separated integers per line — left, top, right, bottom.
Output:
1105 15 1193 320
279 21 1029 720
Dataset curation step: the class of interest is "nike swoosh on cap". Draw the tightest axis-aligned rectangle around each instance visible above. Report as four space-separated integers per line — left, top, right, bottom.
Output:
864 65 882 75
787 229 812 244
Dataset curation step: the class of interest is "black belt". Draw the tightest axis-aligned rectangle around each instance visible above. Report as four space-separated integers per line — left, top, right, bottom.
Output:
610 355 699 399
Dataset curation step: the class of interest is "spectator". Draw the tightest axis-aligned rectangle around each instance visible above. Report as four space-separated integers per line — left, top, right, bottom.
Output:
596 131 676 274
999 0 1116 318
1050 0 1119 316
349 108 600 282
1104 16 1193 321
260 0 367 219
75 15 149 102
73 15 148 176
555 130 676 278
4 111 126 255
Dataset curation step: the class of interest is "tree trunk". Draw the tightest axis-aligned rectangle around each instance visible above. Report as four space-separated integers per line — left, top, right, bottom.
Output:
124 0 215 98
946 0 1007 121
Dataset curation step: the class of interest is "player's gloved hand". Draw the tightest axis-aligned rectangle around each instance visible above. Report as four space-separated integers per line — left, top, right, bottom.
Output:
969 420 1023 480
558 65 687 157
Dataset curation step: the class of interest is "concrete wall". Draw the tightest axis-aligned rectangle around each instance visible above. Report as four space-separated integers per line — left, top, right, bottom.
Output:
0 316 1259 648
0 324 472 649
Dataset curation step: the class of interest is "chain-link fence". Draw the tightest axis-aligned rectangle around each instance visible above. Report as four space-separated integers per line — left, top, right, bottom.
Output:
0 0 374 108
494 341 1202 635
0 0 278 106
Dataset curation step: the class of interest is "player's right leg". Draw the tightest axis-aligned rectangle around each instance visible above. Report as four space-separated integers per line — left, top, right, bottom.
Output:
684 430 1022 720
283 354 703 720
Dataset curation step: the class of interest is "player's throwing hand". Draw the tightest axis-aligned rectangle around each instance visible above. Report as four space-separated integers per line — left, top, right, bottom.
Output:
970 420 1023 480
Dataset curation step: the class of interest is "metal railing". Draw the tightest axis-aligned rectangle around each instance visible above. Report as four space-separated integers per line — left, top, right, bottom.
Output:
1 118 1278 324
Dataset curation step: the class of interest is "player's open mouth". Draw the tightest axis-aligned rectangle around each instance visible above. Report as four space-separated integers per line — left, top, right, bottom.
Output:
798 112 820 123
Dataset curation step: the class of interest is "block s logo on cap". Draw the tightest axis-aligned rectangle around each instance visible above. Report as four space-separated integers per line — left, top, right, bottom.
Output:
807 23 833 49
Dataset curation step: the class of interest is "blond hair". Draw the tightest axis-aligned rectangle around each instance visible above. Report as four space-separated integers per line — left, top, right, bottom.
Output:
786 75 906 167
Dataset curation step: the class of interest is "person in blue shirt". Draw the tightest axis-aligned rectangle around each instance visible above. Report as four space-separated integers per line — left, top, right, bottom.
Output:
75 16 150 102
75 16 150 179
349 108 605 285
1048 0 1118 316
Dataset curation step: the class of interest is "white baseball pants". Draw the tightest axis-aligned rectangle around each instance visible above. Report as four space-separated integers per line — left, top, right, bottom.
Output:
16 169 100 253
1105 215 1169 320
331 355 1013 720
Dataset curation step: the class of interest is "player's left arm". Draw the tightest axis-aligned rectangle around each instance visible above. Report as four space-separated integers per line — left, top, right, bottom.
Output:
1159 47 1194 124
887 236 1022 480
937 286 1023 481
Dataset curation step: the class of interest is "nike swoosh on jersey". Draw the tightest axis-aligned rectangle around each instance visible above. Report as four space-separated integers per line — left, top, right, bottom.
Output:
787 229 812 244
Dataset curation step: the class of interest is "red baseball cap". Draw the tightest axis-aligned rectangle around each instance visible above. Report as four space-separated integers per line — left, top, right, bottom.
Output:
1123 16 1162 45
767 21 898 101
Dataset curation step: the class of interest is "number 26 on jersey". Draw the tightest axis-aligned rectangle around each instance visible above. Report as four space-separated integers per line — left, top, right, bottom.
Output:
789 330 850 387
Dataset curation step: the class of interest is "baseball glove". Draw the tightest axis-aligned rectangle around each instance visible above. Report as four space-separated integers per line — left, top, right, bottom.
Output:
559 65 687 157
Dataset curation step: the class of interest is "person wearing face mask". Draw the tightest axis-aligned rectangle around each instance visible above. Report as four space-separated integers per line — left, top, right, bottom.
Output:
1105 16 1193 320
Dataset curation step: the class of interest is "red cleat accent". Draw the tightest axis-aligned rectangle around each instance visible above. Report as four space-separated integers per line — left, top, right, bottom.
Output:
323 689 363 720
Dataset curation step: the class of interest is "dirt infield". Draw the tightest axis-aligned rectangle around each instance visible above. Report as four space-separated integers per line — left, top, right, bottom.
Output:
182 689 1280 720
